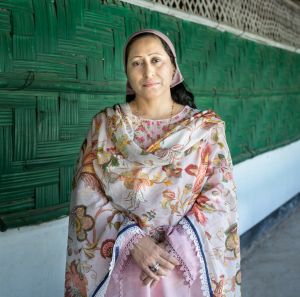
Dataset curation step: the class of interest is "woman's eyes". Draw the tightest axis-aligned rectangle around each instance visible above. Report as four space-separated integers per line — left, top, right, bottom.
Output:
132 58 161 67
152 58 161 63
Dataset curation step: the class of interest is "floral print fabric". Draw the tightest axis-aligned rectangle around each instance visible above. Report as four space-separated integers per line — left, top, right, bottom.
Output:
65 103 241 297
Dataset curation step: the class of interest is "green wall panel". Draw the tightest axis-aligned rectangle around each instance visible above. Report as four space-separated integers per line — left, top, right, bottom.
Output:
59 166 74 204
36 184 59 208
0 126 12 173
0 0 299 229
0 188 34 215
37 96 59 142
14 108 36 161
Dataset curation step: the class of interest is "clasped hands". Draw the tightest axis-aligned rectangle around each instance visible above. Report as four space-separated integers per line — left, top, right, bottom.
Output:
130 236 180 288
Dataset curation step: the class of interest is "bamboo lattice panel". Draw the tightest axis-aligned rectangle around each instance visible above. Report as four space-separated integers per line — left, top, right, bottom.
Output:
0 0 299 229
141 0 300 48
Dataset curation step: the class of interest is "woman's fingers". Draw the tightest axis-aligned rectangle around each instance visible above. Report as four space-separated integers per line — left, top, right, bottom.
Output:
160 250 180 266
155 265 168 277
142 276 153 286
150 279 159 288
140 271 148 281
141 266 167 280
142 277 160 287
142 264 160 281
157 257 176 271
131 235 180 283
131 236 164 274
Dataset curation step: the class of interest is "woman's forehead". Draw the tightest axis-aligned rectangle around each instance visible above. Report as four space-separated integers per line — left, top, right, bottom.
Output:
127 36 167 59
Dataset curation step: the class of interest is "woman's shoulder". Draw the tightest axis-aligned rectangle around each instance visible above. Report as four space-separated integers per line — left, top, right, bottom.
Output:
190 106 224 126
91 103 122 120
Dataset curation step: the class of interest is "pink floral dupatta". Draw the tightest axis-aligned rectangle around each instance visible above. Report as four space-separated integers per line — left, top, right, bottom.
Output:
65 103 241 297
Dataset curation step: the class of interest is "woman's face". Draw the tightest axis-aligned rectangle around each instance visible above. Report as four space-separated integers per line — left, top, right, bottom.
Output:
126 36 175 100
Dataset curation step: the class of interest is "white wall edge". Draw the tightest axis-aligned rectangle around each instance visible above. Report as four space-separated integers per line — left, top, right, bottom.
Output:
120 0 300 54
234 139 300 234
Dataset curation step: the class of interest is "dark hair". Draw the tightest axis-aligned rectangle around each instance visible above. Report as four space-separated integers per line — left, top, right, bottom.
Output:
124 33 196 109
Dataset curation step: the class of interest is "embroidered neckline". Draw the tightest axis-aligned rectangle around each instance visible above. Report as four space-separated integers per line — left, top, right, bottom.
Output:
125 102 191 122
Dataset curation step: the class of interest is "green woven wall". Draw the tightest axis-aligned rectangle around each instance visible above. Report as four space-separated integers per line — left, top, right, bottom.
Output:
0 0 299 230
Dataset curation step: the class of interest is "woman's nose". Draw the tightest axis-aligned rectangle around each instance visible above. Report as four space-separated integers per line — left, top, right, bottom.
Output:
143 62 154 78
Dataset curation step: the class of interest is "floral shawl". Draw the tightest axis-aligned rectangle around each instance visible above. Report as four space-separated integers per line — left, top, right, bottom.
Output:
65 103 241 297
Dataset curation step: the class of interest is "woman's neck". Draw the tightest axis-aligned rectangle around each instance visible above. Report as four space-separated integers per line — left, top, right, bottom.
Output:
129 97 177 120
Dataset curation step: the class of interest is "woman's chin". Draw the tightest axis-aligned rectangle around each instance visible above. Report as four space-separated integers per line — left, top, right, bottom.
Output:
135 91 157 99
137 88 169 100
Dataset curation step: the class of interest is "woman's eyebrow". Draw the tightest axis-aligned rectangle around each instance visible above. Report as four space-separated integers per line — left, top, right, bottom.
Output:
129 52 164 61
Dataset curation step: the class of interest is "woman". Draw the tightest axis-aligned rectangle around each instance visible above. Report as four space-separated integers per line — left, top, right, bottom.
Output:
65 29 241 297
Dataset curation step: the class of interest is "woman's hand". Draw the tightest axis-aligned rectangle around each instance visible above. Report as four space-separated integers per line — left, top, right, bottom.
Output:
130 236 180 286
139 241 178 288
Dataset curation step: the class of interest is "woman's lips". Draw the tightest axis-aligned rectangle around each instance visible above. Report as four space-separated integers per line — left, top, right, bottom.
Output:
143 82 159 87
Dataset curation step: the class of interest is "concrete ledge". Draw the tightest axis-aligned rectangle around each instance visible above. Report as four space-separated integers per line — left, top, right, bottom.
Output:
241 192 300 255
